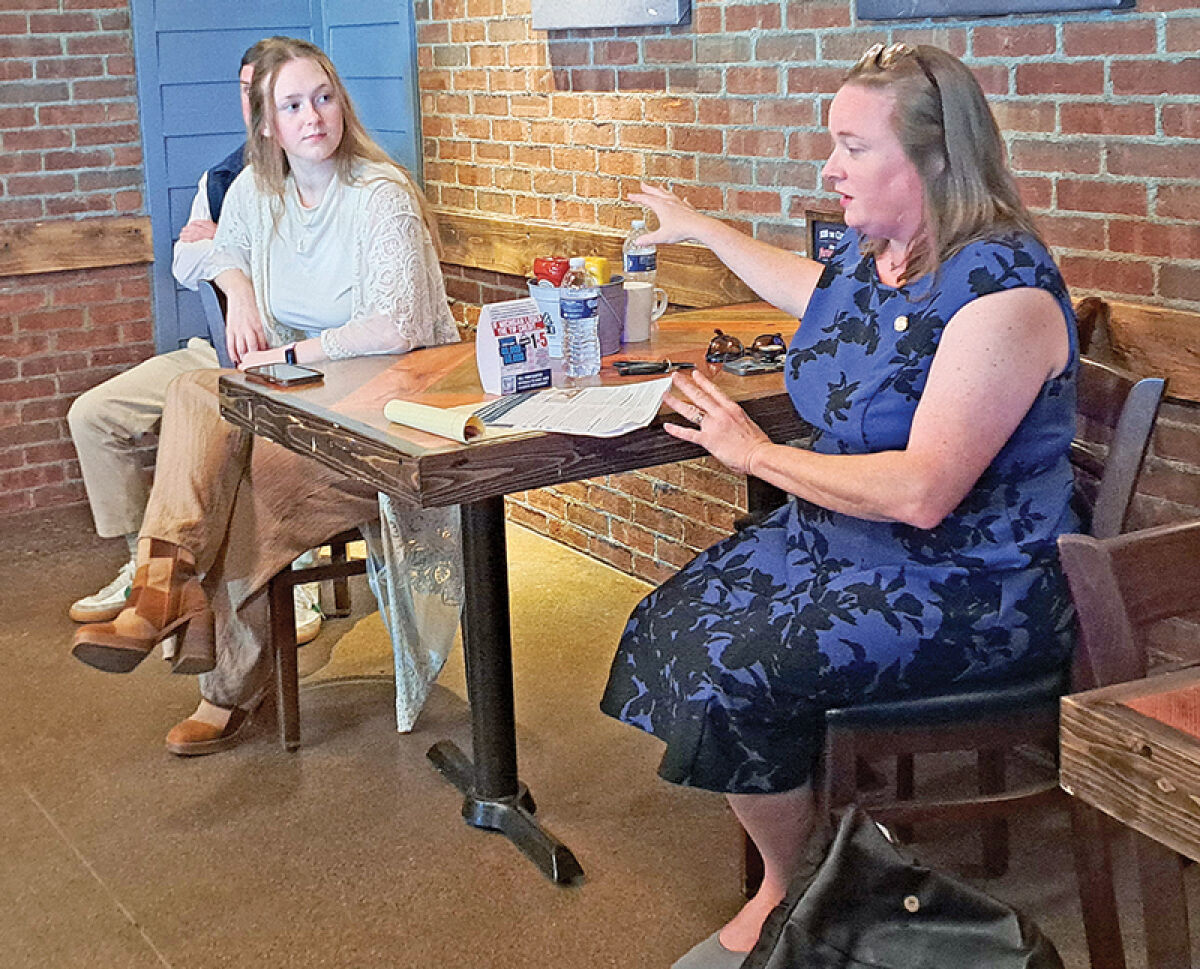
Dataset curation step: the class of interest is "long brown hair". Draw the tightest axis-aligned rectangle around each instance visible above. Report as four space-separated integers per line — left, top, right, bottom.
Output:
246 37 441 253
844 43 1042 284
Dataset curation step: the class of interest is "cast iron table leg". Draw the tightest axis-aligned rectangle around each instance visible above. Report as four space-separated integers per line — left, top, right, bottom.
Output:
427 496 584 884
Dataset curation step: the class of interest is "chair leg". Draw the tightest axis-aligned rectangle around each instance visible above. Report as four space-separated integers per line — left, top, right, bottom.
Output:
977 749 1009 877
328 540 352 617
1136 831 1192 969
742 828 764 898
269 576 301 752
1068 801 1127 969
894 753 914 844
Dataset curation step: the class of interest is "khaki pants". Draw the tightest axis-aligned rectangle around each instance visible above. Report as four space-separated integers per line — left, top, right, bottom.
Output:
141 369 379 708
67 339 219 538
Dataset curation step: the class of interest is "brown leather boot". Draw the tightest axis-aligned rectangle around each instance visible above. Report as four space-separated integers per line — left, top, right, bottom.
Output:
72 539 215 675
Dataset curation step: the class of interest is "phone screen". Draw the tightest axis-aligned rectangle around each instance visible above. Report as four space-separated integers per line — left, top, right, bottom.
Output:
244 363 324 386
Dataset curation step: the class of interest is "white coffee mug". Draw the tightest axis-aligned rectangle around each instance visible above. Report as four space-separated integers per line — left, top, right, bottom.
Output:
622 281 668 343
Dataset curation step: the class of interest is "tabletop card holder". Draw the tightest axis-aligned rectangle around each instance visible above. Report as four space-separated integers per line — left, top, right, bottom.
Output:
475 296 553 396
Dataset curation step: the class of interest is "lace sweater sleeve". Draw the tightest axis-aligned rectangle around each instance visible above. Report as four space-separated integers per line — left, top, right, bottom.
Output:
201 169 255 282
319 179 458 361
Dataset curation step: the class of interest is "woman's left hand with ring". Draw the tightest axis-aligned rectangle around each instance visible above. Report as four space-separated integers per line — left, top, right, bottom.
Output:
663 370 771 474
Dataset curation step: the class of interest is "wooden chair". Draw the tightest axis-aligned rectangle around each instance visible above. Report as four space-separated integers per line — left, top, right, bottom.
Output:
268 530 368 751
1059 519 1200 969
742 356 1165 966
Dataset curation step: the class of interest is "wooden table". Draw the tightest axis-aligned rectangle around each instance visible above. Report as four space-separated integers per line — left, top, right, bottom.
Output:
1061 667 1200 967
219 302 806 883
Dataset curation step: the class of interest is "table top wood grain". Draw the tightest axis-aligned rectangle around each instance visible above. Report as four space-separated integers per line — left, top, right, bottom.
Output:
1061 667 1200 863
219 302 809 508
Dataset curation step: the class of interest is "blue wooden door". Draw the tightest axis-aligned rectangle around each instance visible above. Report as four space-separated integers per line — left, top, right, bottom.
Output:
132 0 421 352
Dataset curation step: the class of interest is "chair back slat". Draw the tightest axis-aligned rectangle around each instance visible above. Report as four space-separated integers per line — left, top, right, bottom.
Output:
1073 357 1166 539
200 279 234 368
1060 520 1200 690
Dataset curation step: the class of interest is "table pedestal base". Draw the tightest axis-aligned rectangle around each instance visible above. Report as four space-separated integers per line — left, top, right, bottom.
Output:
428 740 584 885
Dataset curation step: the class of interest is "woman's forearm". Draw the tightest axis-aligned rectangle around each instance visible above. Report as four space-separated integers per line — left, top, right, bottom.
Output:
747 443 956 528
693 218 826 320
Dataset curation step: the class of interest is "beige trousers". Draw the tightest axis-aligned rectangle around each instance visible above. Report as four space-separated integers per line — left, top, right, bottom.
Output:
67 339 219 538
140 369 379 708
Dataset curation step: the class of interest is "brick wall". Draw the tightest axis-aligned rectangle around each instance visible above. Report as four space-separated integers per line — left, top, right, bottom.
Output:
418 0 1200 583
0 0 153 518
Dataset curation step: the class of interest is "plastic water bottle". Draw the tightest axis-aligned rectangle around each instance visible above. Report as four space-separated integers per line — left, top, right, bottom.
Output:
623 219 657 285
560 256 601 378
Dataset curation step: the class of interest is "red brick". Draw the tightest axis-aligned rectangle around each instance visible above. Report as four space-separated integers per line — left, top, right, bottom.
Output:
989 101 1055 134
645 154 696 181
1162 104 1200 138
730 190 782 216
1060 255 1154 295
646 38 695 64
1036 214 1107 251
1157 185 1200 222
1166 16 1200 53
1108 143 1198 178
974 24 1056 58
1057 179 1147 217
755 98 817 128
786 66 844 95
698 98 754 126
36 55 104 79
1016 61 1104 96
727 66 780 95
0 59 31 80
1016 176 1053 211
727 129 786 158
1108 220 1200 260
1010 139 1101 175
1060 102 1155 137
1159 263 1200 302
70 77 135 100
1063 20 1157 56
6 172 75 195
28 11 96 31
1112 59 1200 97
784 1 850 29
3 126 69 150
0 105 36 128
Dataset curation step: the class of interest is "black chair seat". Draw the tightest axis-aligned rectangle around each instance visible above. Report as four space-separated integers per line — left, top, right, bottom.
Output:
825 669 1067 729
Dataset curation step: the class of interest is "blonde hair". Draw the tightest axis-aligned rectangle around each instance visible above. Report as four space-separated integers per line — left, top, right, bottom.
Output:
844 43 1042 284
246 37 441 254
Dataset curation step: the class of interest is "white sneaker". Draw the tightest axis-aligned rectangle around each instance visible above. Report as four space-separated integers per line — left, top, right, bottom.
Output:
69 559 136 623
294 583 323 645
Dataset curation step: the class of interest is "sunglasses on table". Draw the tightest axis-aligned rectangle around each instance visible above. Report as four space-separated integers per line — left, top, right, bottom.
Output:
705 329 787 364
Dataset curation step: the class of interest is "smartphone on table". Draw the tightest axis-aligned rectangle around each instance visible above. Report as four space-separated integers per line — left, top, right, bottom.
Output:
243 363 324 388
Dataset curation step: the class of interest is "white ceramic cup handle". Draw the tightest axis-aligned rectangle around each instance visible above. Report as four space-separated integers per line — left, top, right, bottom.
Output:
651 287 668 320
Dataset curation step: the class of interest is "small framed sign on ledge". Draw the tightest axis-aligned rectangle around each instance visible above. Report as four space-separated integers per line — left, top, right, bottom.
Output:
858 0 1131 19
807 210 848 265
531 0 691 30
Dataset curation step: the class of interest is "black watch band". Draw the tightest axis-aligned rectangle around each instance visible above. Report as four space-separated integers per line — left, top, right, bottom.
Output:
284 344 297 365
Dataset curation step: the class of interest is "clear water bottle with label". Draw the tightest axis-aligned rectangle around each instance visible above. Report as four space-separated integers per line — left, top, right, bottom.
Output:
560 256 601 377
623 219 657 285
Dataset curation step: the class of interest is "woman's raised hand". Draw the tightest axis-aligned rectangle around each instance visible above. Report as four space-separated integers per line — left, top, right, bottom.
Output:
662 369 773 476
627 182 715 248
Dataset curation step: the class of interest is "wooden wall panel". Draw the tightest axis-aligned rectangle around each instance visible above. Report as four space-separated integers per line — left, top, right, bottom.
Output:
0 217 153 278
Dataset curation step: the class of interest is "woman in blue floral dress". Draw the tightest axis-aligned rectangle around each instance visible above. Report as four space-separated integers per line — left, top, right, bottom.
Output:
601 44 1080 968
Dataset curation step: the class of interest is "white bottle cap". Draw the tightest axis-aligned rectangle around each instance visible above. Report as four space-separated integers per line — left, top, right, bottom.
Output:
632 219 645 231
569 256 585 268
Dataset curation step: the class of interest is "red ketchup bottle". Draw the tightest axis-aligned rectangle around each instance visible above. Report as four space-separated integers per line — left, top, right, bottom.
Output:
533 256 570 286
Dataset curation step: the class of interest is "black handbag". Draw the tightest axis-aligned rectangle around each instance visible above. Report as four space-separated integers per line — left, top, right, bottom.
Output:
742 807 1064 969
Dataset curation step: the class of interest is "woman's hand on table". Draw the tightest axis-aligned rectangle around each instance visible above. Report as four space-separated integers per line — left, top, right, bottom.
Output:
663 369 773 476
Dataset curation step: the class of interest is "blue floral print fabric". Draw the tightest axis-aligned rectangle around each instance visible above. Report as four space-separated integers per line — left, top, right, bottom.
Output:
600 230 1081 794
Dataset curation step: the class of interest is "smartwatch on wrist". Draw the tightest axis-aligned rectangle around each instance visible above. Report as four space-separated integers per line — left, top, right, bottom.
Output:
284 343 297 365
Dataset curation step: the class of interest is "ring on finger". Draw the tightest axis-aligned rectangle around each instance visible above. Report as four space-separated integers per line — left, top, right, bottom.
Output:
694 408 706 425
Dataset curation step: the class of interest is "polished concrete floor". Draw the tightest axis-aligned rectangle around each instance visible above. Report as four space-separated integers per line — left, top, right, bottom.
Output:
0 504 1193 968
